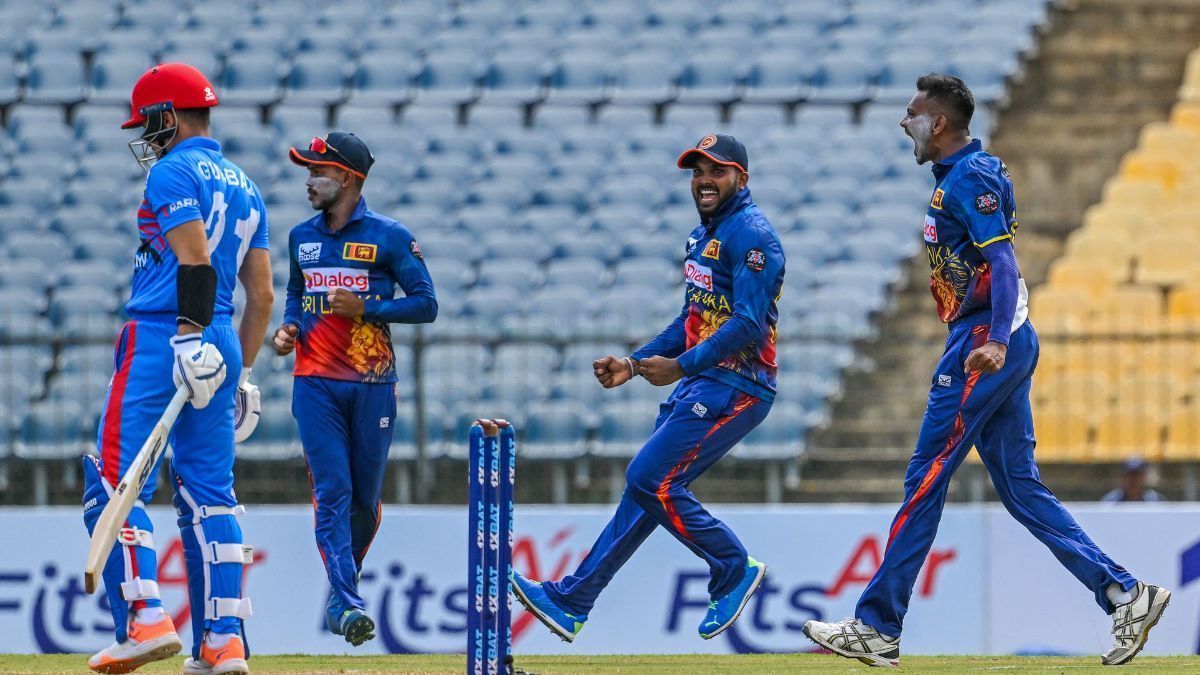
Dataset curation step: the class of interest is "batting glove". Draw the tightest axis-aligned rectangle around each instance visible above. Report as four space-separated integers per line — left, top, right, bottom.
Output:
234 367 261 443
170 334 226 409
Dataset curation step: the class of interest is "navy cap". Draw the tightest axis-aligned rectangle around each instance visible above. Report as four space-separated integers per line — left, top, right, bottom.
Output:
289 132 375 179
1122 456 1148 473
677 133 749 174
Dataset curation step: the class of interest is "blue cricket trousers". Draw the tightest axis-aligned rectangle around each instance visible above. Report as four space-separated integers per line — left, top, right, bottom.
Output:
855 318 1136 637
545 376 771 615
82 315 246 653
292 376 396 617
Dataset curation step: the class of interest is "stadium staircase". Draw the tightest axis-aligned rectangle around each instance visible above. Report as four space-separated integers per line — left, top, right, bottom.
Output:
800 0 1200 503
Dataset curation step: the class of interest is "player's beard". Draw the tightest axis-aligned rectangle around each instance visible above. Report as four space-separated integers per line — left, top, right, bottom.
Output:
907 115 934 165
693 181 737 218
307 176 341 211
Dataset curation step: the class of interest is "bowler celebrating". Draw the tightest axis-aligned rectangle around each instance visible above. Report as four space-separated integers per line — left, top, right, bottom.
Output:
512 134 785 643
273 132 437 646
83 63 271 674
803 75 1169 668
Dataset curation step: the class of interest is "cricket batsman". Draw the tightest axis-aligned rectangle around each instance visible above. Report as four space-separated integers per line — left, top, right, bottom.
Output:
272 132 437 645
511 134 785 642
803 75 1169 668
81 63 272 674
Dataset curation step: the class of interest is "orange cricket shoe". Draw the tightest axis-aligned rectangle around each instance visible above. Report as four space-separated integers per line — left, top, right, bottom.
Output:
183 634 249 675
88 615 183 674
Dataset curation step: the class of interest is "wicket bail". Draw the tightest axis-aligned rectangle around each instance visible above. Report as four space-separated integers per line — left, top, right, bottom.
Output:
467 419 515 675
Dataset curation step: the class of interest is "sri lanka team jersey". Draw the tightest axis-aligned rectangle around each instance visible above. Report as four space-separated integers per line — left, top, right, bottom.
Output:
283 198 437 384
128 137 269 318
924 138 1027 324
633 188 785 402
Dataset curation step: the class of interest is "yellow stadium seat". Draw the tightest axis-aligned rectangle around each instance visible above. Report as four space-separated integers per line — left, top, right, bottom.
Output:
1171 100 1200 132
1042 341 1128 383
1029 286 1091 335
1089 286 1165 335
1135 339 1200 378
1113 373 1190 412
1080 205 1146 237
1101 177 1166 207
1031 373 1115 414
1093 411 1163 461
1034 410 1092 461
1064 233 1132 272
1140 121 1200 156
1164 407 1200 460
1178 49 1200 101
1046 258 1125 295
1120 152 1182 190
1154 206 1200 236
1134 241 1200 286
1168 286 1200 332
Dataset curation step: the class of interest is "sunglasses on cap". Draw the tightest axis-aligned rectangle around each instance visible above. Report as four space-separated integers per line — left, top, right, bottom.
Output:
309 136 355 171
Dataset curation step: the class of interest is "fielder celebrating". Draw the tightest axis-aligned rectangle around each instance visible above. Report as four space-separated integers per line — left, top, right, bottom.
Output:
512 134 785 643
273 132 437 646
803 75 1169 668
82 63 272 674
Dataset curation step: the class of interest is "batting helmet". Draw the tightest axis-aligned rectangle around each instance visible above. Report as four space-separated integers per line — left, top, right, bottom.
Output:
121 63 219 129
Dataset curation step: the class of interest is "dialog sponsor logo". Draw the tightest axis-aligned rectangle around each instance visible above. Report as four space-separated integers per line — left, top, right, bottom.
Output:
303 267 370 293
923 214 938 243
684 260 714 292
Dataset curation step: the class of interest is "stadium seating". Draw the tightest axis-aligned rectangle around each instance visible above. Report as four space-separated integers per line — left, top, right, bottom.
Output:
0 0 1045 503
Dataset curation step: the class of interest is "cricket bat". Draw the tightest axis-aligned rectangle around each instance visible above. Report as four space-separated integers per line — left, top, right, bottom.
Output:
84 386 190 594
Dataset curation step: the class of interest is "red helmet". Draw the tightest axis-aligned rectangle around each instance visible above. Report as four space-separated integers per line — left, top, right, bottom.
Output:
120 63 219 129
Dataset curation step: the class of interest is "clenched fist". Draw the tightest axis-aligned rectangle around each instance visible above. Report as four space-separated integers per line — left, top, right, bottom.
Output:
273 323 298 356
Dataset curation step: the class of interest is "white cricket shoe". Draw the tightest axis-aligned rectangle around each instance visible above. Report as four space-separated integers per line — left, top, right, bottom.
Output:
803 617 900 668
88 615 182 673
1103 582 1170 666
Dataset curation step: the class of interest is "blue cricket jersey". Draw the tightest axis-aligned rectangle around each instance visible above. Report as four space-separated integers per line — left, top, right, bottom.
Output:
283 198 437 384
633 188 785 402
128 137 269 319
923 139 1027 325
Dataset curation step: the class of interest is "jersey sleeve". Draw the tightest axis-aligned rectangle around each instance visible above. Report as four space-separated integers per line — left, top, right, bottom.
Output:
677 224 784 376
144 161 203 233
362 225 438 324
283 228 303 327
249 193 269 250
947 169 1012 249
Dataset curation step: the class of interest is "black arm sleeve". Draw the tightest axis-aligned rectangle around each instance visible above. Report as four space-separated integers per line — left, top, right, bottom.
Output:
177 264 217 328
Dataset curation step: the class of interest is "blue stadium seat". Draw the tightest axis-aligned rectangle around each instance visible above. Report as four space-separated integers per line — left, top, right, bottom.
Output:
0 59 21 106
478 53 546 106
737 401 808 460
15 401 87 459
874 50 943 103
423 344 491 377
239 406 301 460
729 104 790 129
674 52 744 105
49 287 120 326
24 52 87 104
545 56 611 106
400 103 460 130
186 6 247 36
476 259 543 289
468 104 526 130
334 105 396 131
950 56 1009 103
594 400 659 457
219 53 284 106
283 55 349 104
156 49 220 82
609 55 680 105
662 105 723 134
523 401 591 459
411 51 482 105
807 54 877 104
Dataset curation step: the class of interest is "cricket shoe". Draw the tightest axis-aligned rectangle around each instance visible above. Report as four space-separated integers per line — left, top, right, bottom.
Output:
337 608 376 646
803 617 900 668
1103 582 1171 666
511 570 587 643
88 615 182 673
699 557 767 639
182 634 249 675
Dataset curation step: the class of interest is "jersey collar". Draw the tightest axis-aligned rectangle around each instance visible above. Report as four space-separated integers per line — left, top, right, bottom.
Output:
702 187 752 230
171 136 221 154
932 138 981 173
317 196 369 234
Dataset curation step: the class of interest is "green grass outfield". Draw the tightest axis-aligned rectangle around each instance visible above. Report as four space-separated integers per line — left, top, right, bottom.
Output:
1 654 1198 674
